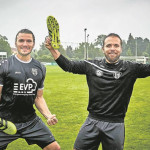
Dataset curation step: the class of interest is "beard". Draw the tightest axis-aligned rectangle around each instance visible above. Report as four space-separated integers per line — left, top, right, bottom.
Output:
18 50 32 56
104 53 120 64
17 46 33 56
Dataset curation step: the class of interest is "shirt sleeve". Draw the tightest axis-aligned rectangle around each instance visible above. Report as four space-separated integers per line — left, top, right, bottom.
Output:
55 54 88 74
0 60 7 86
38 63 46 89
134 62 150 78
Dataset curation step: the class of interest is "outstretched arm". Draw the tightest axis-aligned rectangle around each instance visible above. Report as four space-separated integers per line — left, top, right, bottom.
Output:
35 89 58 126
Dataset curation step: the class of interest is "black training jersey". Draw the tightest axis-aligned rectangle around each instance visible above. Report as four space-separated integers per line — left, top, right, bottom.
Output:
0 55 46 123
56 55 150 122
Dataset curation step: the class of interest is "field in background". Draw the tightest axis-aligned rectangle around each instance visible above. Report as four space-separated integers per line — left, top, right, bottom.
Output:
7 66 150 150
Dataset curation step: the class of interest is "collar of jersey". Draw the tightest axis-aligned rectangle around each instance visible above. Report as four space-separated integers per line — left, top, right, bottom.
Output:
103 58 122 68
15 55 32 63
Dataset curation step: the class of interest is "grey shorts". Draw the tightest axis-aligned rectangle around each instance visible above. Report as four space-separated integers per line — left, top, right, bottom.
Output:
0 116 55 149
74 117 125 150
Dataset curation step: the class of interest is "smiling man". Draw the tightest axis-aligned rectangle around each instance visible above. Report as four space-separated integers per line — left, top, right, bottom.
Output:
102 34 122 63
0 29 60 150
45 33 150 150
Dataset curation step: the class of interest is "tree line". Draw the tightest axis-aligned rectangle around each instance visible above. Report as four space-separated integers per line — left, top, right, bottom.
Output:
0 34 11 56
1 33 150 62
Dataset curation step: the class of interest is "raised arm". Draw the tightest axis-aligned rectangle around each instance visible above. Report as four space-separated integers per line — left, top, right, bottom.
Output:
45 36 87 74
45 36 60 60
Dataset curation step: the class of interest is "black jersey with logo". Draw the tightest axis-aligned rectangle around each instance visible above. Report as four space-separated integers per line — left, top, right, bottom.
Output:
56 55 150 122
0 55 46 123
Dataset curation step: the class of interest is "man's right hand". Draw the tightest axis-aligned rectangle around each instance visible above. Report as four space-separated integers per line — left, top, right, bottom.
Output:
47 114 58 126
45 36 61 60
45 36 54 51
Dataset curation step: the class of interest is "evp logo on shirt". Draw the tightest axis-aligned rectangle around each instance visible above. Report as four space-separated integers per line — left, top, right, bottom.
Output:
13 78 37 96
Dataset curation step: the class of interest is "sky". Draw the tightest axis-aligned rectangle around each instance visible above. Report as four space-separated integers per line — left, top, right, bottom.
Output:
0 0 150 49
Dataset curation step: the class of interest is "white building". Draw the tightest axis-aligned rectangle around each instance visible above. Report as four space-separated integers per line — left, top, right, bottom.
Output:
0 52 7 60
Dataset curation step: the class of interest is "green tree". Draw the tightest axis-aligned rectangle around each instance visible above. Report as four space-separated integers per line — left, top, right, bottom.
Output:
74 43 84 59
59 45 66 56
87 43 103 59
126 48 132 56
0 35 11 56
94 34 106 47
121 40 128 56
143 38 150 55
66 46 74 58
135 37 144 56
127 33 135 56
142 52 149 57
37 42 66 62
37 42 49 56
37 55 54 62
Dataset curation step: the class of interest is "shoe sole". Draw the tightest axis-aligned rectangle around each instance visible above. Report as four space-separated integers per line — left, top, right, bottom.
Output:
47 16 61 49
0 118 17 135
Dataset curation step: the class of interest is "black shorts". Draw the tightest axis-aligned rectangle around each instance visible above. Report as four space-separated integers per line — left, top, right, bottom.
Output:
74 117 125 150
0 116 55 149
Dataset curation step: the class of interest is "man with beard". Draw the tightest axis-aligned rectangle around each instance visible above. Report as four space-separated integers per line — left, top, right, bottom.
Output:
45 33 150 150
0 29 60 150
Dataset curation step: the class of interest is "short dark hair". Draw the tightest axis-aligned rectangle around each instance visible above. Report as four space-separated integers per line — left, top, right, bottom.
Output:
102 33 122 48
15 29 35 43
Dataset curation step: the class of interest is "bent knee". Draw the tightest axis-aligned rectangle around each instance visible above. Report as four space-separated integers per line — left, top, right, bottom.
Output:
56 145 61 150
53 145 60 150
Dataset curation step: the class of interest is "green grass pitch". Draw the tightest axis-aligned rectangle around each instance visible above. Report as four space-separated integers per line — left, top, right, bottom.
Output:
7 66 150 150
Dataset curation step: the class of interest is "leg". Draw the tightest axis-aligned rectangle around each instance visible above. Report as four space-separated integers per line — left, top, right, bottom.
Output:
22 116 60 149
74 117 101 150
0 131 19 149
101 122 125 150
43 141 60 150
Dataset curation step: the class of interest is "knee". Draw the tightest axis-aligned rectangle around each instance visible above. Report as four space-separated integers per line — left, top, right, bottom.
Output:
53 143 61 150
50 145 60 150
56 145 61 150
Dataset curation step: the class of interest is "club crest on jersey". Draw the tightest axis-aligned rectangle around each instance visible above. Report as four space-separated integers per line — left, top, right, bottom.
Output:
31 68 38 76
113 72 122 79
95 70 103 77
